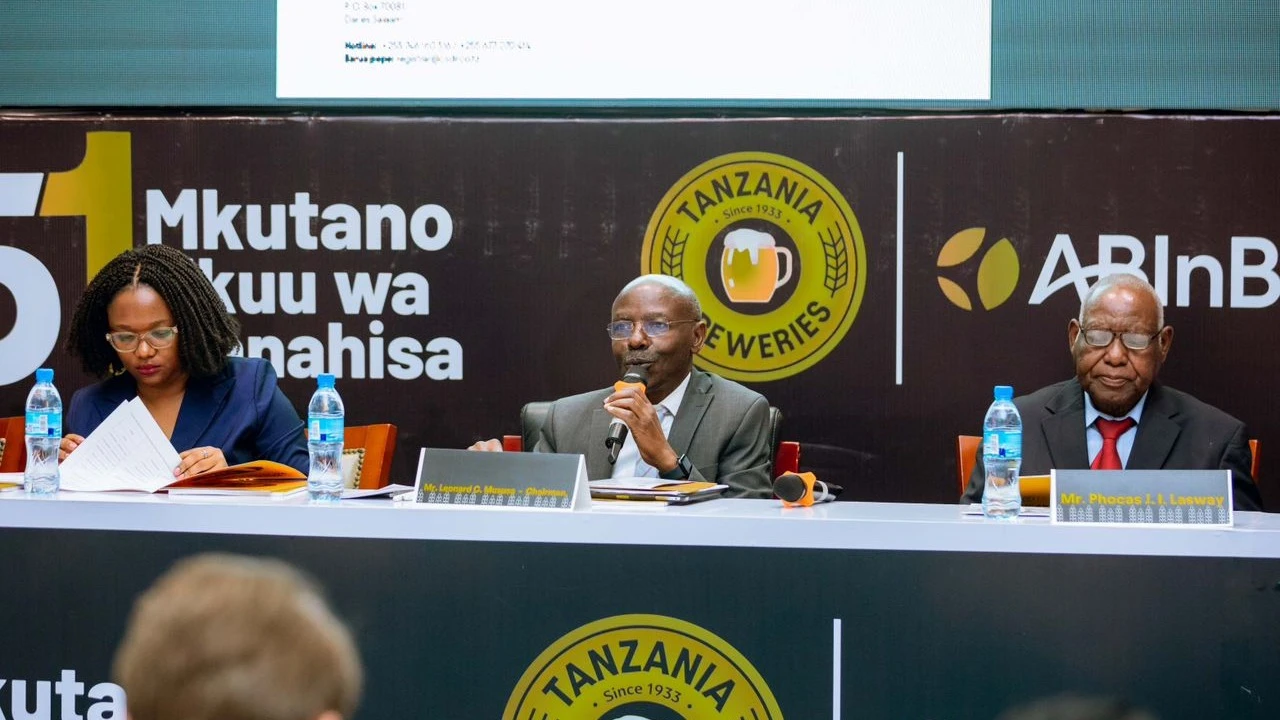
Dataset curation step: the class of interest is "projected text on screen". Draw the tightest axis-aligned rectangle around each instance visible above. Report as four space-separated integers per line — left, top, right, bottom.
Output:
276 0 992 103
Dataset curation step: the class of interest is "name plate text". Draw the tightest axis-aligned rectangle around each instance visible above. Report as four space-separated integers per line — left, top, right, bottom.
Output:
413 448 590 511
1051 469 1232 526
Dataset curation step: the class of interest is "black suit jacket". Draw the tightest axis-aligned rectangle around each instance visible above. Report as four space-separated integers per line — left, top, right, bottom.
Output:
530 370 773 498
962 379 1262 511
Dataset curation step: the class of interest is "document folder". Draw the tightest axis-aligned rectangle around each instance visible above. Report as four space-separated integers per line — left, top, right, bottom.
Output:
589 479 728 505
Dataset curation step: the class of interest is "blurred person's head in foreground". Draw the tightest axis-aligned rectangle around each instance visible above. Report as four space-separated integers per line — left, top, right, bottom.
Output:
113 553 362 720
997 694 1158 720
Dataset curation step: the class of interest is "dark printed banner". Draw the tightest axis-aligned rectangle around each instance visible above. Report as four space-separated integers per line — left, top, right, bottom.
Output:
1 115 1277 506
2 525 1278 719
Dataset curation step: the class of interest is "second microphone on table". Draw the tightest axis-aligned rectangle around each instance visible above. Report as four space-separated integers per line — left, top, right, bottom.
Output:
774 472 843 504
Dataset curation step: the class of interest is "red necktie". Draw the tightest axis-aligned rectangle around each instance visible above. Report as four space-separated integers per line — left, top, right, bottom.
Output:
1092 417 1136 470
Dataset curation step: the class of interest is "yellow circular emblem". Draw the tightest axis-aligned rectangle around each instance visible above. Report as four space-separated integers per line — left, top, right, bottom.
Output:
643 152 866 381
935 227 1021 311
503 614 784 720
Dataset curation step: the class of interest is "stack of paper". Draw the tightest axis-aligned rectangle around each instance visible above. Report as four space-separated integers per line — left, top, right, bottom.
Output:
59 398 308 498
59 398 182 492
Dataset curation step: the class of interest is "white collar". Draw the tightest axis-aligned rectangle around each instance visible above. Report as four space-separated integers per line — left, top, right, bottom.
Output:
655 372 693 419
1083 389 1148 428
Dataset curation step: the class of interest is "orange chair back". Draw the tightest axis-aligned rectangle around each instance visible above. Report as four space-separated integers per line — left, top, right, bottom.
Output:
956 435 981 495
0 416 26 473
774 441 801 477
343 424 398 488
1249 438 1260 484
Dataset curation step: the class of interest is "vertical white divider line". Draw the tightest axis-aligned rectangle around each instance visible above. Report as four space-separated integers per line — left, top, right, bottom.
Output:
896 152 905 386
832 617 842 719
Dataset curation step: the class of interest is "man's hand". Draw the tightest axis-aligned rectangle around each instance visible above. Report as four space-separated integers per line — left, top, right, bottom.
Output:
467 438 504 452
603 386 678 472
59 434 85 462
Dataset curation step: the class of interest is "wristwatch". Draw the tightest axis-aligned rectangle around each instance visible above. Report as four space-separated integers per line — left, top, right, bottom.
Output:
659 453 694 481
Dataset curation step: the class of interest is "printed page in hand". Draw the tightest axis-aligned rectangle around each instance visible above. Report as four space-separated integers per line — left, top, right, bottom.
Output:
59 398 182 492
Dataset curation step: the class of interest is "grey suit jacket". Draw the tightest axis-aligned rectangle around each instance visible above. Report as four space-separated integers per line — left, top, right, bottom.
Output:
962 379 1262 511
531 370 773 498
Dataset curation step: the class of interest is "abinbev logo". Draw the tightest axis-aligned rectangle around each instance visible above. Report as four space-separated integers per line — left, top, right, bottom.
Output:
1031 233 1280 308
934 228 1280 309
935 227 1019 310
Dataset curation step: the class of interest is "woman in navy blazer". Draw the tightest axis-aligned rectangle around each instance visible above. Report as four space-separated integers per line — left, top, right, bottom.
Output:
60 245 309 477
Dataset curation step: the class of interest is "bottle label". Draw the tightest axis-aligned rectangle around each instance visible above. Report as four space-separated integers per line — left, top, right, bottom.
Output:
983 429 1022 460
25 410 62 438
309 416 344 444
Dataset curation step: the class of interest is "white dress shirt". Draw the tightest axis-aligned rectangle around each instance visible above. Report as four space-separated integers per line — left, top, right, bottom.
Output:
610 372 691 479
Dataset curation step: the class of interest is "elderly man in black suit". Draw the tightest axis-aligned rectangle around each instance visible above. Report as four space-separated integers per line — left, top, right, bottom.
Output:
963 273 1262 511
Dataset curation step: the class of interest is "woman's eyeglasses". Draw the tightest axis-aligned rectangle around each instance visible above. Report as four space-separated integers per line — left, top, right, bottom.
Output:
105 327 179 352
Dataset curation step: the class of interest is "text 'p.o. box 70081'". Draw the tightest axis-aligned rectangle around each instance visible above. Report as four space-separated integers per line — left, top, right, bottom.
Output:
1050 469 1233 527
413 448 590 510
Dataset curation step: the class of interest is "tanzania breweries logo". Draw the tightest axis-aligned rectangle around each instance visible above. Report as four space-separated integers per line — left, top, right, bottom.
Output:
935 227 1019 311
643 152 866 382
503 614 783 720
0 131 133 384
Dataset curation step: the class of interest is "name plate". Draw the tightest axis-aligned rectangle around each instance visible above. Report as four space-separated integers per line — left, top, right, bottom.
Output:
413 448 590 510
1050 469 1233 526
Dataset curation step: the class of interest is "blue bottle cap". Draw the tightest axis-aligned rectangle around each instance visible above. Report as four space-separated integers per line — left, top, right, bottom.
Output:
994 385 1013 401
35 368 53 384
318 373 336 388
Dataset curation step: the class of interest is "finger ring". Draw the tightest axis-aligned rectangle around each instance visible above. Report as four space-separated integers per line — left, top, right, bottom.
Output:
202 450 210 459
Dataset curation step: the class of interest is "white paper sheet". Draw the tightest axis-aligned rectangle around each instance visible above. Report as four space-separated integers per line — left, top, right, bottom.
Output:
59 398 182 492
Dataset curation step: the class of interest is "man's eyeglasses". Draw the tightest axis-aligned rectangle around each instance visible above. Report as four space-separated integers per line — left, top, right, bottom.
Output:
606 320 697 340
106 327 179 352
1079 328 1160 351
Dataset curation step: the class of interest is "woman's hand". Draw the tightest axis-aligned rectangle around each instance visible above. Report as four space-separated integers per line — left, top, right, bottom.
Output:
175 446 229 478
59 434 85 462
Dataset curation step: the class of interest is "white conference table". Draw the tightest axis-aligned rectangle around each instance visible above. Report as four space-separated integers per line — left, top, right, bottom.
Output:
1 493 1276 720
0 490 1276 557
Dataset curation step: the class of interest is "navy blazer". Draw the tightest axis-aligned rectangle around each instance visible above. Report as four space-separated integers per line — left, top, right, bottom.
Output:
65 357 310 475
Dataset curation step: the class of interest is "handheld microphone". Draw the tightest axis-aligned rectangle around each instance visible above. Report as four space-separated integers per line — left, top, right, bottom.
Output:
774 472 843 507
605 366 648 464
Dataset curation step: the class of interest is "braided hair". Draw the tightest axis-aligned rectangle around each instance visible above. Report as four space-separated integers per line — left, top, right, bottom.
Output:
66 244 241 379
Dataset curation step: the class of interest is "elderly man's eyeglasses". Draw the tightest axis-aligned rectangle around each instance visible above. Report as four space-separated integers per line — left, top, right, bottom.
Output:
606 320 697 340
106 327 179 352
1080 328 1160 351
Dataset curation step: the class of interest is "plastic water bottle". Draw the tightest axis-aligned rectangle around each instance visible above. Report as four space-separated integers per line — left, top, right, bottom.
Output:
24 368 62 495
307 373 344 502
982 385 1022 519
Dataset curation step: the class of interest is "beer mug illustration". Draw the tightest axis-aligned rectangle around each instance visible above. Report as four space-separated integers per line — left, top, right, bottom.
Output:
721 228 794 303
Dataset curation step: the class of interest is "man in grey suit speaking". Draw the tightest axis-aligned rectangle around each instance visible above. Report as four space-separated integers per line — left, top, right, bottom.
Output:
962 273 1262 511
471 274 774 498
